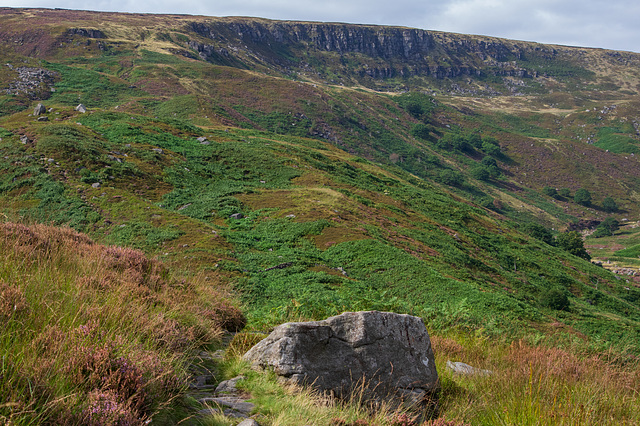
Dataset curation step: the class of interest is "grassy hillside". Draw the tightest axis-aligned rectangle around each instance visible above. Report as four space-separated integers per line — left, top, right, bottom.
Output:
1 7 640 425
0 4 639 347
1 104 638 353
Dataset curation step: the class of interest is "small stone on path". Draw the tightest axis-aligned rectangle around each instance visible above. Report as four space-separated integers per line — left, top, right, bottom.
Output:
215 375 245 394
446 360 492 376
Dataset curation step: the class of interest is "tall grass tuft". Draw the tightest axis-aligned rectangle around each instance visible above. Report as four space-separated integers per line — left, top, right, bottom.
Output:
431 334 640 425
0 222 243 424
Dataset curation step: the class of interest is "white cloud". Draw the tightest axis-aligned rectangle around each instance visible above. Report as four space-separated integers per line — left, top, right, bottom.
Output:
416 0 640 51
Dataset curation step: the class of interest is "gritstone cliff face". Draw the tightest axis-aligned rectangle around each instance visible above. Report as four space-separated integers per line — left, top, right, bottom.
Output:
187 20 545 81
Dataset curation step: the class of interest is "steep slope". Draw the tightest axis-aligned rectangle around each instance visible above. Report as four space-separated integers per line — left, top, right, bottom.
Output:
0 8 639 355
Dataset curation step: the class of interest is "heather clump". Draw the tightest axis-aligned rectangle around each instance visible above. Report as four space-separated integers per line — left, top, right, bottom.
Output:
201 300 248 332
0 278 28 319
82 390 142 426
0 222 239 424
1 221 94 256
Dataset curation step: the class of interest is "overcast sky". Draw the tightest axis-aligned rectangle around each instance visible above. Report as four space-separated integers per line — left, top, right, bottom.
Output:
4 0 639 53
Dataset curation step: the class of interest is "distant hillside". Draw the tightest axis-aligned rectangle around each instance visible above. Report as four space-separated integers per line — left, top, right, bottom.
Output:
0 7 639 353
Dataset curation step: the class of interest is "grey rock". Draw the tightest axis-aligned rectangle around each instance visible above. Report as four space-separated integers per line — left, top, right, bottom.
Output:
197 350 216 361
189 374 216 390
197 136 208 142
243 311 439 399
20 135 29 144
446 360 492 376
198 396 254 415
152 148 164 154
36 116 48 121
222 409 249 418
33 103 46 116
75 104 87 113
91 182 101 188
397 388 428 406
209 349 225 360
237 419 260 426
5 67 57 98
230 213 243 219
198 407 220 416
67 28 105 38
215 375 245 394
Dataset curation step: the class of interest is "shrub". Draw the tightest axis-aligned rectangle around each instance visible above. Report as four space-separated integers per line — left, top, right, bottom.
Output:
558 188 571 198
201 302 246 332
556 231 591 260
481 137 501 156
541 288 570 310
574 188 592 206
436 134 456 151
466 133 483 149
481 156 501 177
593 217 620 237
437 169 464 186
411 123 434 140
523 223 554 246
425 154 441 166
395 92 436 120
470 165 491 181
602 196 618 212
451 135 472 152
542 186 557 197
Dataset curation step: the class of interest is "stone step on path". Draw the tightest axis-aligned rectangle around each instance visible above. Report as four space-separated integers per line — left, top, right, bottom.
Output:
197 376 255 419
185 338 262 425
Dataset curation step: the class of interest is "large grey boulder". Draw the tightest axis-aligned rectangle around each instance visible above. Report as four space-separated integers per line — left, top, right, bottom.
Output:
243 311 438 400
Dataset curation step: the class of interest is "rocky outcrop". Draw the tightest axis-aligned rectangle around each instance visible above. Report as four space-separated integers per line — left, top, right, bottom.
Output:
187 20 549 83
4 65 58 99
67 28 105 38
243 311 438 401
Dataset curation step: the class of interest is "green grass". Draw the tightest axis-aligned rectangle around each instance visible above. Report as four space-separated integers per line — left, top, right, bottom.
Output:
613 244 640 258
45 62 142 108
594 127 640 154
1 103 639 356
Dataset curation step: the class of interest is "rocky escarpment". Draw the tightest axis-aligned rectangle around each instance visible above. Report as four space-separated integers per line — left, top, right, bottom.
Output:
186 19 584 88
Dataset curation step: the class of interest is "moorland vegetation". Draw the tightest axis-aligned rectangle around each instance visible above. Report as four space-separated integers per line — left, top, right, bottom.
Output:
1 8 640 424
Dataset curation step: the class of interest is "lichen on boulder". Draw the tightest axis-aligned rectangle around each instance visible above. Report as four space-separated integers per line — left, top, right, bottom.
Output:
243 311 439 401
